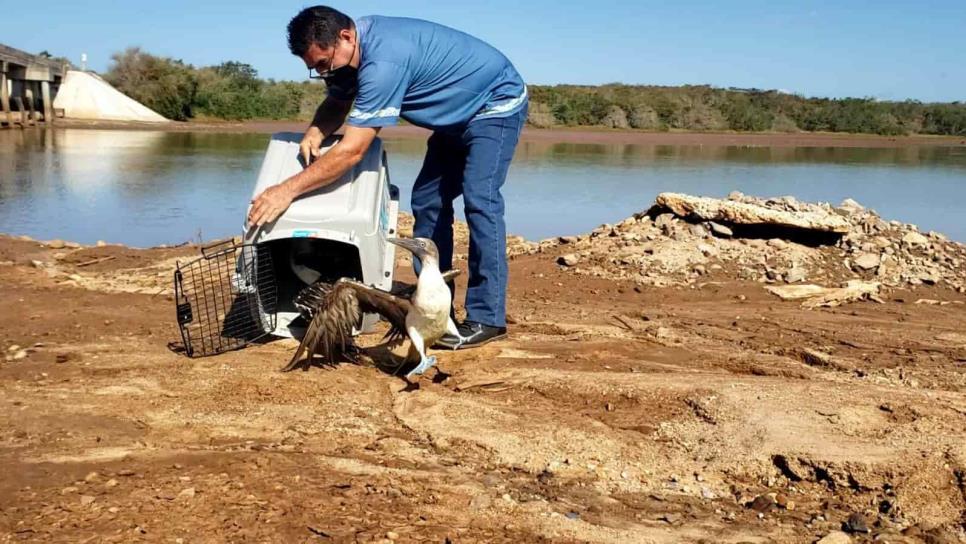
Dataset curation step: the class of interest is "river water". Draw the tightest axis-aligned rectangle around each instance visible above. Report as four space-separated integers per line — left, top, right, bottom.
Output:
1 128 964 246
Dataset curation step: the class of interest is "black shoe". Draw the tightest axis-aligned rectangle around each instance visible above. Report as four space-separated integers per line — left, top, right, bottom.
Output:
435 321 507 350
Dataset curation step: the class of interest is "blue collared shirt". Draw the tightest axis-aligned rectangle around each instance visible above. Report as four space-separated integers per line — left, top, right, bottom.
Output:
331 16 527 131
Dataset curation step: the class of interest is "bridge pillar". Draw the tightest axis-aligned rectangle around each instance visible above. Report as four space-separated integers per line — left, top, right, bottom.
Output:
0 64 10 127
41 80 52 123
12 96 26 128
24 86 36 125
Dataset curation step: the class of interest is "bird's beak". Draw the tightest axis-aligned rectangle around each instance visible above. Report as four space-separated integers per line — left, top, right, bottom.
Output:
388 237 420 255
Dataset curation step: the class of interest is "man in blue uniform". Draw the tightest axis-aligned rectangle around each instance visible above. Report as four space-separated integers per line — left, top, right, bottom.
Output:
248 6 527 349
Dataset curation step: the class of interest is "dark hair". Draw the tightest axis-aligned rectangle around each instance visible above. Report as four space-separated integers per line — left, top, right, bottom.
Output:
287 6 354 56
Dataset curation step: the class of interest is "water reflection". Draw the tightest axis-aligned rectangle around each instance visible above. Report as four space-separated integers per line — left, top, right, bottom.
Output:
387 136 966 169
1 128 964 246
511 140 966 168
0 129 269 246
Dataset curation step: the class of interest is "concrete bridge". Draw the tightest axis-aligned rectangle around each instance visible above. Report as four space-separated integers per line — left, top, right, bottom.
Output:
0 43 68 128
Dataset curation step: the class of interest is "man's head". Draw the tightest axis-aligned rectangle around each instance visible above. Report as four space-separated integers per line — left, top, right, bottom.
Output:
287 6 357 77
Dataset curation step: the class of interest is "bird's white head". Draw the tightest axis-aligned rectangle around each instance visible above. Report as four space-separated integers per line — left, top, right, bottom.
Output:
388 237 439 265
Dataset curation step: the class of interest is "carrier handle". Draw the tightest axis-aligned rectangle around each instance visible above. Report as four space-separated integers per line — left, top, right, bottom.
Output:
201 238 235 258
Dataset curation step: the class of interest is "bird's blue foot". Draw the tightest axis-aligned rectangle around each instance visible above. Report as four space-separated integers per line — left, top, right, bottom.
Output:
406 355 437 378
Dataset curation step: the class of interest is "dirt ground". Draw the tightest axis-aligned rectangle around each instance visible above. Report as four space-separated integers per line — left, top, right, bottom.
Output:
1 228 965 543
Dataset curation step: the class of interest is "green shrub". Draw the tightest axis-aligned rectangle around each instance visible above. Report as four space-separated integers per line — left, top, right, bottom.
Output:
105 47 197 121
923 104 966 136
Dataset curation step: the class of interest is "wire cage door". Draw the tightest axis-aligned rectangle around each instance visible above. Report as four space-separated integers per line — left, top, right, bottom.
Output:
174 240 277 357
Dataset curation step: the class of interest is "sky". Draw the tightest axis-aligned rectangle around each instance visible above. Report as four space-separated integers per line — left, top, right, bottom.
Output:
5 0 965 102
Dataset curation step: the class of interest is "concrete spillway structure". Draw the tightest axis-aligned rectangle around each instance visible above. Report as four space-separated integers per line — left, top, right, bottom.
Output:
53 70 168 123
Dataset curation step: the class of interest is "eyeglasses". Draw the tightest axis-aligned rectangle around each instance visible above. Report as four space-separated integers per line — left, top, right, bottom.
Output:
308 58 331 80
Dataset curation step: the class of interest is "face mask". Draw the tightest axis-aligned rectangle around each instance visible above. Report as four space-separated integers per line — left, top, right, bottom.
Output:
322 65 358 96
319 42 358 96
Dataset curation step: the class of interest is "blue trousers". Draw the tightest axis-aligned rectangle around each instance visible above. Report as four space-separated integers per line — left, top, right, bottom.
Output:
411 107 526 328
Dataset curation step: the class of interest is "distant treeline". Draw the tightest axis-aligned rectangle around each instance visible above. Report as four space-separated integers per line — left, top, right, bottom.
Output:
528 85 966 136
104 48 966 136
104 48 325 122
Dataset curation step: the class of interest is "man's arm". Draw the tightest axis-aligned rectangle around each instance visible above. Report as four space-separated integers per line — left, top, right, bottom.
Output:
248 125 380 227
313 96 353 137
301 96 354 165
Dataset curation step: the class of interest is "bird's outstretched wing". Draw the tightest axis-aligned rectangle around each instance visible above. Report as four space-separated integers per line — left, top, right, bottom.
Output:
442 268 462 284
296 270 459 320
390 268 462 298
293 281 330 321
281 279 412 372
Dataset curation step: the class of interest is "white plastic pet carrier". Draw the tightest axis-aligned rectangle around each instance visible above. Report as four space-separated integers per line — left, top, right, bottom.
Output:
174 133 400 356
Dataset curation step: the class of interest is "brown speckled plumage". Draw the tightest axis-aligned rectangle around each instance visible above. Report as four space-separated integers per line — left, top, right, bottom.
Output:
280 269 460 372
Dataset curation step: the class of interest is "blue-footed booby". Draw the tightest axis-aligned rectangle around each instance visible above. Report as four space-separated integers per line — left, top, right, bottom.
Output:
281 237 462 377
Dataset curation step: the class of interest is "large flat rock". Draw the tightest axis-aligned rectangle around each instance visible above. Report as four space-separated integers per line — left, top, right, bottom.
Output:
656 192 851 233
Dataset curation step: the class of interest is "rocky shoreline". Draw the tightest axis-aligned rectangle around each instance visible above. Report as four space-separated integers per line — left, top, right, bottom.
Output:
516 193 966 302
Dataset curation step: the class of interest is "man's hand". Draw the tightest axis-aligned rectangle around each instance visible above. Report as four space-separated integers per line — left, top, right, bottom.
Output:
248 182 297 227
247 125 379 228
300 126 324 166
